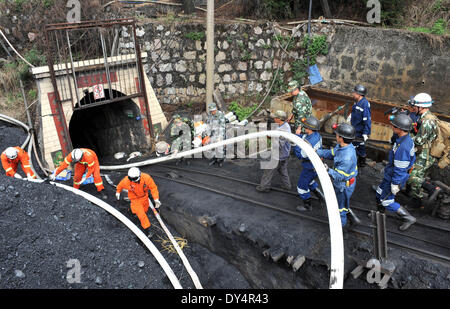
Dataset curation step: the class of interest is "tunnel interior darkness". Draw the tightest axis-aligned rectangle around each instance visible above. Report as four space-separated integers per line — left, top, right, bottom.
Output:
69 89 149 161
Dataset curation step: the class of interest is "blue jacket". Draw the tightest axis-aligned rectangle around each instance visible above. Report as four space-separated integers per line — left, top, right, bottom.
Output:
351 97 371 136
317 143 358 192
293 131 322 167
384 134 415 185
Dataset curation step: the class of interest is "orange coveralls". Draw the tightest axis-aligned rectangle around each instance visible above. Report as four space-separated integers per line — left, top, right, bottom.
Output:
55 148 104 191
116 173 159 229
1 146 36 178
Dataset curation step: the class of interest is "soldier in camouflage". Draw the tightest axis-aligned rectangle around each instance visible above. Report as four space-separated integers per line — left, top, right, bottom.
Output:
206 102 226 167
406 93 438 209
168 114 193 164
286 80 312 130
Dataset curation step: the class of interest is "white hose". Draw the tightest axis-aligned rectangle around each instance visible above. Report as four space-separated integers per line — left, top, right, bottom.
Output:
25 178 183 289
100 131 345 289
0 113 31 149
148 199 203 289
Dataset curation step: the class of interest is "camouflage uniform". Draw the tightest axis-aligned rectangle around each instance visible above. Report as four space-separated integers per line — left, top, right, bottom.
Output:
292 90 312 128
170 118 193 153
207 110 226 158
407 110 438 199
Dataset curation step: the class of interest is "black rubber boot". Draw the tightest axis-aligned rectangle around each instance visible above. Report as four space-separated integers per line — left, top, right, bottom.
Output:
145 227 155 238
296 198 312 211
357 156 366 168
347 208 361 225
396 206 416 231
406 197 423 210
312 188 325 204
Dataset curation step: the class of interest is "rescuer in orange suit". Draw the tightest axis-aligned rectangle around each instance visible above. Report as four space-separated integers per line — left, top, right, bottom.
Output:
49 148 105 195
1 146 36 179
116 167 161 238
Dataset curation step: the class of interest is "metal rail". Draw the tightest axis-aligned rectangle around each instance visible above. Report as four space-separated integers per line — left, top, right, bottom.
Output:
156 164 450 233
150 166 450 263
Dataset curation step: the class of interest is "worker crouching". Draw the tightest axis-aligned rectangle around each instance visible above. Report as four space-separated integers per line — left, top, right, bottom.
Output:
1 146 36 179
50 148 105 197
116 167 161 238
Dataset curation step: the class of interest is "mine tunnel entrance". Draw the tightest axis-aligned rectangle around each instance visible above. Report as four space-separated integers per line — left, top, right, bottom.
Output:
69 89 149 161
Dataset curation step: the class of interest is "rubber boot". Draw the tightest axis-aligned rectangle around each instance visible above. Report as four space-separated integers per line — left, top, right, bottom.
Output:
312 188 325 204
145 227 155 238
347 208 361 225
296 198 312 211
396 206 416 231
357 156 366 168
406 197 423 211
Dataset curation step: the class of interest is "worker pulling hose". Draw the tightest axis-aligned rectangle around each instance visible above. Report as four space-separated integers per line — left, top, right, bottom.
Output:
100 130 345 289
22 177 184 289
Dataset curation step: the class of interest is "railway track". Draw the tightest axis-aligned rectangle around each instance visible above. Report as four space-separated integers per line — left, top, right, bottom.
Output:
147 163 450 264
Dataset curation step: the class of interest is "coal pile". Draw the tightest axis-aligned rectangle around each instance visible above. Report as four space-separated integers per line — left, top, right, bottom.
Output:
0 120 250 289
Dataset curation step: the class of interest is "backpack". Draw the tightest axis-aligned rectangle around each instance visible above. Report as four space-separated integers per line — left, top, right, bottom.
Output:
423 112 450 169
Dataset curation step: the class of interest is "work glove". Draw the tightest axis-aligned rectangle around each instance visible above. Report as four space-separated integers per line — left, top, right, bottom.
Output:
346 114 351 123
13 173 22 179
116 192 121 200
48 170 56 181
27 173 33 180
363 134 369 142
391 184 400 195
154 199 161 208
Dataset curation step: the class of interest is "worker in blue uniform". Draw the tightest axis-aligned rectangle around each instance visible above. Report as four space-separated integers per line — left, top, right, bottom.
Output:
375 113 416 231
317 123 361 226
292 116 325 211
349 84 371 167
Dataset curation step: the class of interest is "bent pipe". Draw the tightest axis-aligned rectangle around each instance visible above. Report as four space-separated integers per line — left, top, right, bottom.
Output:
0 114 42 179
100 130 345 289
148 199 203 289
0 113 31 150
25 178 183 289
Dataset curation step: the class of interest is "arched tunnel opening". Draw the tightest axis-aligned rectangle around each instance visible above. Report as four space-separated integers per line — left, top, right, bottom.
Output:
69 89 149 161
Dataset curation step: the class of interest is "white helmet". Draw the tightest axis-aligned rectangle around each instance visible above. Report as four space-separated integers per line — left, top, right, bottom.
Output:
4 147 18 160
155 141 169 157
128 167 141 182
409 93 433 108
71 148 83 163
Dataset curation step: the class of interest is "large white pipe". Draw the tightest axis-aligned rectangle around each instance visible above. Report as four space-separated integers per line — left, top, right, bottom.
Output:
148 199 203 289
100 130 345 289
25 178 183 289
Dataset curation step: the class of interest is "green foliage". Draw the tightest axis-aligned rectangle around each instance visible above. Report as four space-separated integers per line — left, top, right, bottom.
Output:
273 34 295 50
431 18 448 35
261 0 293 20
185 31 205 41
228 101 259 121
408 19 448 35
